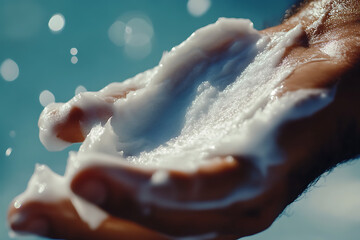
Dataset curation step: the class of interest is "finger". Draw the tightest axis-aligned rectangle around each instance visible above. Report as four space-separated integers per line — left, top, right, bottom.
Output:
39 86 138 151
8 199 169 240
70 156 267 237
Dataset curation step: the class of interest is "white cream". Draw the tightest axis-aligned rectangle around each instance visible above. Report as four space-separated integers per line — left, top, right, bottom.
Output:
14 18 335 236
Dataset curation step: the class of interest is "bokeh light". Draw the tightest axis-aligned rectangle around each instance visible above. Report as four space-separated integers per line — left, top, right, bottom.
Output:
125 17 153 46
187 0 211 17
71 56 78 64
108 21 127 46
39 90 55 107
70 47 78 56
108 15 154 59
48 13 65 32
0 59 19 82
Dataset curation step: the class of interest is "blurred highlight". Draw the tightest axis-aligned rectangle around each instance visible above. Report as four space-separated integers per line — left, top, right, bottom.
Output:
108 14 154 59
0 59 19 82
48 13 65 33
187 0 211 17
5 148 12 157
39 90 55 107
75 85 87 95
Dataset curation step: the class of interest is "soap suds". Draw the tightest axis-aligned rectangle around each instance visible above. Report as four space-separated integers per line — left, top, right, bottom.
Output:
13 18 335 236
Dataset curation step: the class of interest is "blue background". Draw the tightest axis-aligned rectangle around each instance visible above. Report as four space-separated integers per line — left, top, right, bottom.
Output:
1 0 360 239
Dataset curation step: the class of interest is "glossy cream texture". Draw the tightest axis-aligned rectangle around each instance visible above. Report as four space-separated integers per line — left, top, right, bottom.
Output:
13 18 334 232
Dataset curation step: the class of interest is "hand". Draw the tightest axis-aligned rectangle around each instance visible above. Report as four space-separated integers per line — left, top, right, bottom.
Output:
8 0 360 239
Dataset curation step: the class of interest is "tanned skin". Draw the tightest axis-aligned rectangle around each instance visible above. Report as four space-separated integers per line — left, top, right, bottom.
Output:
8 0 360 239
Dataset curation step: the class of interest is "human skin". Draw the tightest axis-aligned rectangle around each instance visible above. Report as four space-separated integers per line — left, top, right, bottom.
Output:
8 0 360 239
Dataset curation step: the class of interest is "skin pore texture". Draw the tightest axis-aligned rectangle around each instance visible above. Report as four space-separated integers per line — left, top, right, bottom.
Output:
7 0 360 239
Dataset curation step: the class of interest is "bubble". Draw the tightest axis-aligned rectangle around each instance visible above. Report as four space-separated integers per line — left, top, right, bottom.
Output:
9 131 16 138
5 147 12 157
187 0 211 17
0 59 19 82
39 90 55 107
48 14 65 32
75 85 87 95
108 21 126 46
71 56 78 64
70 48 78 55
14 201 21 209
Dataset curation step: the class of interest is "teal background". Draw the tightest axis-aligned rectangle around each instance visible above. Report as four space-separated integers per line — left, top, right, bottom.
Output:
1 0 360 239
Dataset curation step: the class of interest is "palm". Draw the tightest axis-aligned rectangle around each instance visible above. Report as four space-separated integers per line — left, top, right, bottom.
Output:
8 1 360 239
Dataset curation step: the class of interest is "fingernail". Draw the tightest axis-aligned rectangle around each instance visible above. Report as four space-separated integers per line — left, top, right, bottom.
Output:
23 217 49 236
75 179 107 205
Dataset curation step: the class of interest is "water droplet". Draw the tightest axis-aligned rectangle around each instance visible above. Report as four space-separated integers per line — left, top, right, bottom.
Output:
39 90 55 107
48 13 65 32
0 59 19 82
14 201 21 209
38 184 46 194
70 47 78 55
187 0 211 17
75 85 87 95
71 56 78 64
5 147 12 156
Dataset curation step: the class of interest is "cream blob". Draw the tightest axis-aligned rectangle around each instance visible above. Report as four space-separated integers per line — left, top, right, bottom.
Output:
14 18 334 235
